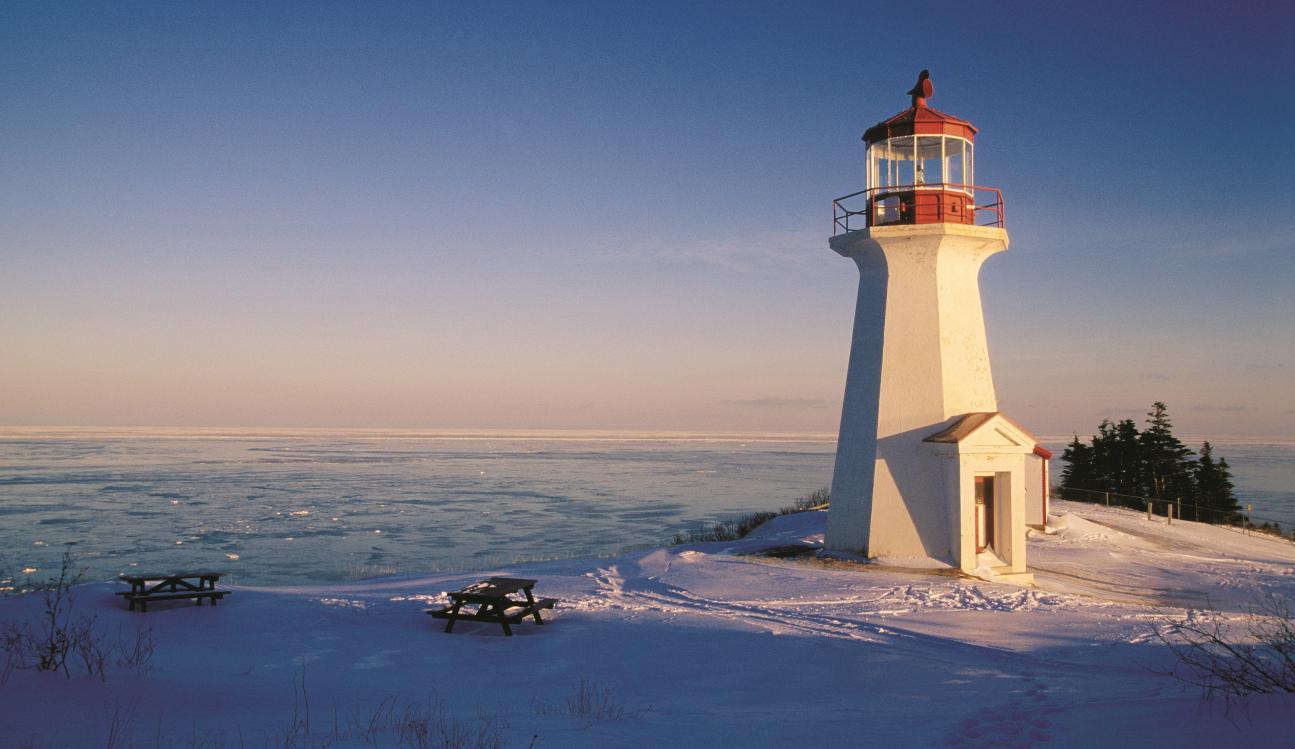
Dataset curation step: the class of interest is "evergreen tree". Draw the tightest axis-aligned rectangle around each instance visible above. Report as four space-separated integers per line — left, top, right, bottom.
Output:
1090 418 1142 496
1059 402 1242 528
1060 435 1095 492
1138 402 1196 499
1195 441 1240 521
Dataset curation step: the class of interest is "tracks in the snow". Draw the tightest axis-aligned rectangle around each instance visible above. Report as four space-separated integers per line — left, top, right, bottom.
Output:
580 564 1066 671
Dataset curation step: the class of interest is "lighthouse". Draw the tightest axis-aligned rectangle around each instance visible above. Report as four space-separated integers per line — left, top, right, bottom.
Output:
825 71 1043 582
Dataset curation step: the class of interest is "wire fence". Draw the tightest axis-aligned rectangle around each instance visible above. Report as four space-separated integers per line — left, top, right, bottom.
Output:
1055 486 1294 543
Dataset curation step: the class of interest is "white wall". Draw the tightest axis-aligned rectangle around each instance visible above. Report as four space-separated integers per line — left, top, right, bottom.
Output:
1024 455 1049 526
826 224 1009 562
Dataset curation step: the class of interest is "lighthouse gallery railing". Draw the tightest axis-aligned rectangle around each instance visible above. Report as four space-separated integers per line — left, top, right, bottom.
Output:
832 184 1005 235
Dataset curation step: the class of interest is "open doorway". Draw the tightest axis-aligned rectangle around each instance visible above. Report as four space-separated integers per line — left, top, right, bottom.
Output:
975 475 995 553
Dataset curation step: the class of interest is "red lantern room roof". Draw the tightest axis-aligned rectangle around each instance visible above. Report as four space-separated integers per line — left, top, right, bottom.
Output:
863 70 978 144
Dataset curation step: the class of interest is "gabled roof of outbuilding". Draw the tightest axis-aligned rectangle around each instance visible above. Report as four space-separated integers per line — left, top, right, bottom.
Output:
863 104 978 144
923 411 1039 445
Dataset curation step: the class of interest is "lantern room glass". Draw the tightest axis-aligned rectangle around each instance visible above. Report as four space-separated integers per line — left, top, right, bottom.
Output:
868 135 973 193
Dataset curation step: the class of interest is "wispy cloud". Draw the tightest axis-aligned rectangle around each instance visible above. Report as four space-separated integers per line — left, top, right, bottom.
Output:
579 226 823 273
1191 404 1248 412
1095 407 1144 416
1107 218 1295 260
1175 229 1295 260
724 397 837 408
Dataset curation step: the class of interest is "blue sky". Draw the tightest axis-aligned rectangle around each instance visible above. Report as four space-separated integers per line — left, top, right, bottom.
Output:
2 1 1292 436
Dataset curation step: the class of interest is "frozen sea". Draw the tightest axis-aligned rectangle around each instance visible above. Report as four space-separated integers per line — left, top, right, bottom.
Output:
0 428 837 586
0 428 1290 586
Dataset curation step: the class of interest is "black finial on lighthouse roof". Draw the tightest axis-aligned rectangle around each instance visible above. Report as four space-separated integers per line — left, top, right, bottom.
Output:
907 69 932 107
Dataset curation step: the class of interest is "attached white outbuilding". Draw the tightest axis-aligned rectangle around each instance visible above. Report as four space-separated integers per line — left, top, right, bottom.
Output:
924 412 1042 582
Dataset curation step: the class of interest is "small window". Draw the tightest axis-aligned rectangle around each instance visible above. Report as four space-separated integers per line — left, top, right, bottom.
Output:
873 194 901 225
944 137 965 190
915 136 942 186
871 136 915 188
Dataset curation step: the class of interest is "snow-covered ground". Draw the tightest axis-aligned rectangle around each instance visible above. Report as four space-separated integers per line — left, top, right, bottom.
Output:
2 499 1293 747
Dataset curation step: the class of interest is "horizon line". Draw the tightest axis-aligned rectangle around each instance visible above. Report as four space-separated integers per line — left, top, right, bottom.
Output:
2 425 1293 444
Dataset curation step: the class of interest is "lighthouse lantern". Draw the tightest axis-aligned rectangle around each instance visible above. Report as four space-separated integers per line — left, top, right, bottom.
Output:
834 71 1002 232
866 134 973 224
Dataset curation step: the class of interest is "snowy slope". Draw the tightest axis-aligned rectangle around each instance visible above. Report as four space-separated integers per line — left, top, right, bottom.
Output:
1 501 1292 747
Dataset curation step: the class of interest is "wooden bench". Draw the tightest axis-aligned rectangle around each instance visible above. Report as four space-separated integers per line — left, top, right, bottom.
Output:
117 571 229 613
426 577 557 636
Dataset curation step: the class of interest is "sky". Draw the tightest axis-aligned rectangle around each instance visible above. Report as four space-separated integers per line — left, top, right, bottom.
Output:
1 1 1292 437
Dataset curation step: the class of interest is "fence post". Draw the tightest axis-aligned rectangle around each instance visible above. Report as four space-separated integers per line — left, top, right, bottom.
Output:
1176 497 1182 523
1104 491 1110 507
1146 500 1153 522
1167 503 1173 525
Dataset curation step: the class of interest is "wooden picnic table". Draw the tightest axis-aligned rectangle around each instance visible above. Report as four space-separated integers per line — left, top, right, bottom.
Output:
427 577 556 636
116 571 229 612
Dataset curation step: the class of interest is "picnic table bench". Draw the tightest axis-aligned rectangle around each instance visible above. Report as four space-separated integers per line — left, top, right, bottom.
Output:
116 571 229 612
427 577 556 636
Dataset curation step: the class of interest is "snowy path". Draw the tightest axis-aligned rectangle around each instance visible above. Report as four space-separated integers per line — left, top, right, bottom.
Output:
1031 500 1295 612
1 503 1292 747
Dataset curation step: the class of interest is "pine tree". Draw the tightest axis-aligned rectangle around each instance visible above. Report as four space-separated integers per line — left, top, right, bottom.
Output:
1060 435 1095 492
1090 418 1142 496
1059 402 1242 528
1195 441 1240 521
1138 402 1195 500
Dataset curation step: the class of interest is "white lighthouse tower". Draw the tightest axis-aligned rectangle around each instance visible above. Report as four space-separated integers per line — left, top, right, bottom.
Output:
825 71 1043 582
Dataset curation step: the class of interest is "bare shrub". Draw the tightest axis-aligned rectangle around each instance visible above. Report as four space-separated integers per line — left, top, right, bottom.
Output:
358 695 398 743
103 699 138 749
672 512 777 544
420 706 505 749
277 689 503 749
73 615 108 680
533 677 624 722
568 678 623 720
35 552 84 674
396 702 431 748
372 700 504 749
672 487 830 545
116 625 155 674
0 552 132 682
1157 594 1295 698
277 659 311 748
0 552 87 676
782 487 830 513
1 620 26 683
